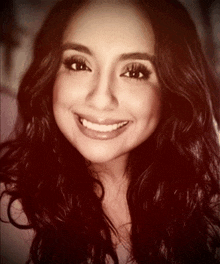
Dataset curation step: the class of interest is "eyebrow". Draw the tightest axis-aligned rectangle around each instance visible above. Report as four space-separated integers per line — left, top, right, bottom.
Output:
61 43 93 56
61 42 155 63
119 52 155 63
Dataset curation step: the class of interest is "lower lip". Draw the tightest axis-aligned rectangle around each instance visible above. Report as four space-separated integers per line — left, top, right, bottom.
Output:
75 115 130 140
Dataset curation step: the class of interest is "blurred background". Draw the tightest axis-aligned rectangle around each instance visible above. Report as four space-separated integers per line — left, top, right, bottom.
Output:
0 1 220 262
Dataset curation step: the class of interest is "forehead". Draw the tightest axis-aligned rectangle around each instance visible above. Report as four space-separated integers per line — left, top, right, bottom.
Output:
63 1 155 55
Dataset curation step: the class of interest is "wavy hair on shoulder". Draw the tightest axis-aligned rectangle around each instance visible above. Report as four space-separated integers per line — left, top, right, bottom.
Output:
1 0 220 263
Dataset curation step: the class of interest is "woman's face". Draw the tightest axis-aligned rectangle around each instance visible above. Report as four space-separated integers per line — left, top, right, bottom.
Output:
53 1 161 164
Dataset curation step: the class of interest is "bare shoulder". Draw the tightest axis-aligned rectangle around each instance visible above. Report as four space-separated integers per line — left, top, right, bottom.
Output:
1 184 34 264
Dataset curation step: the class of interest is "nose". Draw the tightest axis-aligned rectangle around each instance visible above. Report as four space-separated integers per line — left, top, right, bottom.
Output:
86 72 118 111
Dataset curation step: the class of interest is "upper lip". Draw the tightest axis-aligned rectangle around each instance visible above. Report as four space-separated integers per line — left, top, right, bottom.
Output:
75 113 129 125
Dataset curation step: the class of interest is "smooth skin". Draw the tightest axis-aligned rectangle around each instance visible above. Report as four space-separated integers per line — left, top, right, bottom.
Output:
53 1 161 262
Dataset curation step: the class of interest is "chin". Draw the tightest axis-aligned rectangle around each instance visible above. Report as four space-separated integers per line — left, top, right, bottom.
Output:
79 150 117 164
75 144 126 165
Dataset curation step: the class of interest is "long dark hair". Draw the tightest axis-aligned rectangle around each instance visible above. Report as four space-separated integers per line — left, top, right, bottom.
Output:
1 0 220 263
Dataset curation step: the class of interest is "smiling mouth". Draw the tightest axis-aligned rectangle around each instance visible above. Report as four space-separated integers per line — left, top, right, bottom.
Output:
79 118 128 132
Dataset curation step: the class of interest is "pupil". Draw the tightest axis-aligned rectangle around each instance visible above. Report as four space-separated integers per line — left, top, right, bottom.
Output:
74 63 85 70
131 71 138 78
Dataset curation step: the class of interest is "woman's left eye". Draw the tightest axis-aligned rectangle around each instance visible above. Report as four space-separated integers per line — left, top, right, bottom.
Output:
63 57 91 72
121 64 151 80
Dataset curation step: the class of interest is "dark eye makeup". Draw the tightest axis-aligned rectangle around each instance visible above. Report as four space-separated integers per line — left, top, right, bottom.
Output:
121 63 152 80
63 56 91 71
62 56 151 81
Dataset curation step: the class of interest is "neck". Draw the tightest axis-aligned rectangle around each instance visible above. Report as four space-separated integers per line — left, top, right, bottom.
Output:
88 155 131 233
88 154 130 199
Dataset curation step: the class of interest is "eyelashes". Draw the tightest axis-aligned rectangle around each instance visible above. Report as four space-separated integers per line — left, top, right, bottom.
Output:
63 56 91 72
62 56 152 81
121 63 151 80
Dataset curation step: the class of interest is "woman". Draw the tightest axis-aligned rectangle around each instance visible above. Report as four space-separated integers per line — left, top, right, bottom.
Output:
1 0 220 263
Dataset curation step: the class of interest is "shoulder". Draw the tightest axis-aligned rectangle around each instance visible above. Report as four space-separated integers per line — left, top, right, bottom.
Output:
0 88 18 143
1 184 34 264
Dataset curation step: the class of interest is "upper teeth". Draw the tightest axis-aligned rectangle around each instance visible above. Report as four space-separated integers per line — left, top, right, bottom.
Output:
80 118 128 132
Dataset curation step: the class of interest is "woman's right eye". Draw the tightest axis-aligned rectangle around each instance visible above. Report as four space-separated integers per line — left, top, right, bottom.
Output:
63 57 91 72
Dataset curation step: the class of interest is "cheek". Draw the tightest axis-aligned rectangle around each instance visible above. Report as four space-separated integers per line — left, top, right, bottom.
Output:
53 75 76 105
133 89 161 144
126 84 161 123
121 84 161 148
53 72 90 106
52 77 75 134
